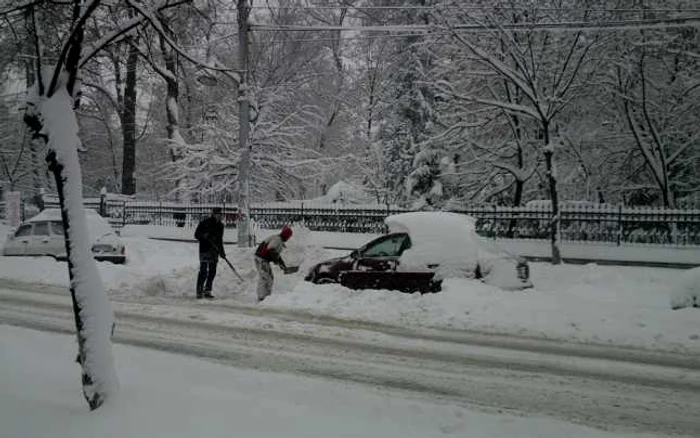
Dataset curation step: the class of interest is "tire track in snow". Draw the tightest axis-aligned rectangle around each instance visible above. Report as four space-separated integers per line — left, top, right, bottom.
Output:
1 282 700 436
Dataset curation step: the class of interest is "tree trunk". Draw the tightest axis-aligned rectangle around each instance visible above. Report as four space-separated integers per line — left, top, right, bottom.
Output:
159 33 185 200
121 38 138 195
543 122 562 264
237 0 252 247
23 0 118 409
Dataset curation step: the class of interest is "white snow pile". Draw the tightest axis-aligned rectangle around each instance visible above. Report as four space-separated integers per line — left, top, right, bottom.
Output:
669 266 700 310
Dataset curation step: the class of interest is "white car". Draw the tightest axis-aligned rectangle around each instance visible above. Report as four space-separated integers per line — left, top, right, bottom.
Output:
2 209 126 263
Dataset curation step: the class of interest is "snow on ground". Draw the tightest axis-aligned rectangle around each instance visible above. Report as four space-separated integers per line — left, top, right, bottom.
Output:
1 224 699 353
669 266 700 309
0 325 665 438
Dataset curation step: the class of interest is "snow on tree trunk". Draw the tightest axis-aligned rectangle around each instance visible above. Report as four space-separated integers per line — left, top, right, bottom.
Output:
37 82 118 410
121 38 138 195
543 135 562 265
237 0 252 248
160 33 187 201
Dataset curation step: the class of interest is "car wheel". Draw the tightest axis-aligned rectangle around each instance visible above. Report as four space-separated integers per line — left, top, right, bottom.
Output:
314 276 335 285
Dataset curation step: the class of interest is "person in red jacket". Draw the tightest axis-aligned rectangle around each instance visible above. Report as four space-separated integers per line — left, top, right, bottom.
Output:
254 225 293 302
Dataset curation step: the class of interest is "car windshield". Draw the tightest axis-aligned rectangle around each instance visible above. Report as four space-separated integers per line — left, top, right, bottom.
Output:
33 222 49 236
15 224 32 237
362 234 408 257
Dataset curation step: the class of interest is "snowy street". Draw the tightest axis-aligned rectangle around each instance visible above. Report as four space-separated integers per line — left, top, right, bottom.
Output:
1 278 699 436
2 224 700 436
3 2 700 434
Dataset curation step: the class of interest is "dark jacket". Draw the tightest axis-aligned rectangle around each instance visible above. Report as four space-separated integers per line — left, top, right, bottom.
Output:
194 216 225 257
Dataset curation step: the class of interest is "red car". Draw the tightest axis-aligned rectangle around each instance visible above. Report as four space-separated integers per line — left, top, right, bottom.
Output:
304 231 441 293
304 212 531 293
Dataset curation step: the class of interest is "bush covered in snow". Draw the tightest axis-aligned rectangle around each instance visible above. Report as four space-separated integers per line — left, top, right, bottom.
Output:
669 267 700 310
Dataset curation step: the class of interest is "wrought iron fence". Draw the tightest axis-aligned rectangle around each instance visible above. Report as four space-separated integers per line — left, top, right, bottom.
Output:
9 197 700 246
460 205 700 246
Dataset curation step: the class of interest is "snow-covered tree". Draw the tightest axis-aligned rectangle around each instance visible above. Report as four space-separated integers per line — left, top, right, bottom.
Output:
163 76 327 200
371 0 443 206
605 13 700 208
19 0 119 408
5 0 210 410
434 1 602 263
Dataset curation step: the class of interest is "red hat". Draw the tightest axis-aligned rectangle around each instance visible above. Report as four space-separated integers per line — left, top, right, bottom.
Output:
280 225 293 241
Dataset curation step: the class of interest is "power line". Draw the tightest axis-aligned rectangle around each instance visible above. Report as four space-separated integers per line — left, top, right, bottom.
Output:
251 16 700 33
248 5 700 13
249 31 447 45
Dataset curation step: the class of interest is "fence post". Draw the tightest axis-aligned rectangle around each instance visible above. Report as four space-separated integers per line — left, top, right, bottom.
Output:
99 188 107 217
492 204 497 239
616 204 622 246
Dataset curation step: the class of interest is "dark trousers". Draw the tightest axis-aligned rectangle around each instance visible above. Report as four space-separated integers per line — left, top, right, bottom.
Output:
196 251 218 296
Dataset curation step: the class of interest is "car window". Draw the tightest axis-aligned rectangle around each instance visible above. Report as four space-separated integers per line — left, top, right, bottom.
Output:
50 221 64 236
362 234 408 257
33 222 50 236
15 224 33 237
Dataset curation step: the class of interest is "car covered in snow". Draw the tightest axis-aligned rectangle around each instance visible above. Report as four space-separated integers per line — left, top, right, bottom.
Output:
2 208 126 263
304 212 532 293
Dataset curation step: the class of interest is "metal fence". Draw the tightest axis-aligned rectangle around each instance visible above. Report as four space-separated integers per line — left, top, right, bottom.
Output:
464 205 700 246
5 198 700 246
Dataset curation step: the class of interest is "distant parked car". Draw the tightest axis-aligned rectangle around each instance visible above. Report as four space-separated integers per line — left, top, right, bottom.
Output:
304 212 532 293
2 209 126 263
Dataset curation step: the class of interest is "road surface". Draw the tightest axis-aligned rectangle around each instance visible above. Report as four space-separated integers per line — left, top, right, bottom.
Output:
1 278 699 437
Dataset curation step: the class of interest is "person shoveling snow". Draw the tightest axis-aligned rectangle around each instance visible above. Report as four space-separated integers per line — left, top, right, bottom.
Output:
194 207 225 299
254 225 296 302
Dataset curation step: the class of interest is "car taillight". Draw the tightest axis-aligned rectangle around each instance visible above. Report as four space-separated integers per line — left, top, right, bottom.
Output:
121 246 125 254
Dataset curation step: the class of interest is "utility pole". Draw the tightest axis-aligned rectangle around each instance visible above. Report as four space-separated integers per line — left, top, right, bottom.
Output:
237 0 252 247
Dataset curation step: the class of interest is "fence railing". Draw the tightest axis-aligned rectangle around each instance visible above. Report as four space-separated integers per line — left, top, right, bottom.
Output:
4 198 700 246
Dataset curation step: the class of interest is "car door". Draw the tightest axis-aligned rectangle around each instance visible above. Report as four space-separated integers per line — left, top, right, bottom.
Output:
46 221 67 258
27 221 55 257
3 224 33 255
355 233 410 272
339 234 411 291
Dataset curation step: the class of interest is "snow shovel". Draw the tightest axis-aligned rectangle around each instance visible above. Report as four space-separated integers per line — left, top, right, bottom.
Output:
220 255 245 281
203 236 245 281
282 265 300 275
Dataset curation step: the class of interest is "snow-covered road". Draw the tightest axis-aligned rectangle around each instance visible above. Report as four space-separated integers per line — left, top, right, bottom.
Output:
1 279 699 437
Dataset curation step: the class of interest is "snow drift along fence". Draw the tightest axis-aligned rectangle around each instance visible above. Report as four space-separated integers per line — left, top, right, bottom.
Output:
15 198 700 246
